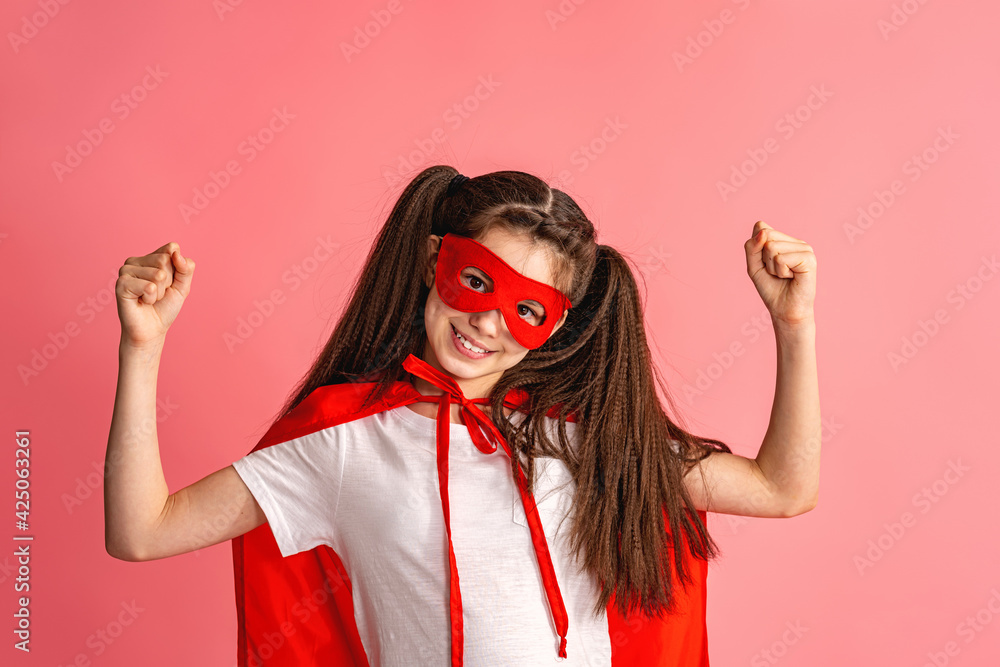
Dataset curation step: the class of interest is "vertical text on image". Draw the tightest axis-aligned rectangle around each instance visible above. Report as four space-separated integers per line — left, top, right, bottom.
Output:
14 430 33 652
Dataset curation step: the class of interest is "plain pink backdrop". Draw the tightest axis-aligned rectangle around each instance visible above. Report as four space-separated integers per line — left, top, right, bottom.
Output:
2 1 998 665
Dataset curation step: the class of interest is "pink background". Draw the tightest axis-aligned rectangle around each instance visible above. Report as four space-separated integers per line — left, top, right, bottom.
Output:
2 1 998 665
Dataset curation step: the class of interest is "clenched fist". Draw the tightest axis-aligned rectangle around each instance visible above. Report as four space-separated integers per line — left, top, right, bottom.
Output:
115 242 195 349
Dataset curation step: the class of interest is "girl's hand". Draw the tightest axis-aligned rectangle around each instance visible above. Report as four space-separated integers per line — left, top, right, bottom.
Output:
115 242 196 348
744 221 816 328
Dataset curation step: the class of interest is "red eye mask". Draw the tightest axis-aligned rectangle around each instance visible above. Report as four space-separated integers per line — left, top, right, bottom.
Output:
434 233 572 350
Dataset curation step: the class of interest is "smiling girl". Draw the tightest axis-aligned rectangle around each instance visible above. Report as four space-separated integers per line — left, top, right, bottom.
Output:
105 166 820 666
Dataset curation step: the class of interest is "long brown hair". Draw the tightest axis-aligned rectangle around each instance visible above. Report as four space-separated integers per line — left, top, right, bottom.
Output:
275 165 733 619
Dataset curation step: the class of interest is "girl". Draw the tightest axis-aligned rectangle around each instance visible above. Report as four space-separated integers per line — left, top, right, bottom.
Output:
105 166 820 666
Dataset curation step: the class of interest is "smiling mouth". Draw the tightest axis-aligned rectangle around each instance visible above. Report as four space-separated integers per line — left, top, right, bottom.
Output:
451 324 494 355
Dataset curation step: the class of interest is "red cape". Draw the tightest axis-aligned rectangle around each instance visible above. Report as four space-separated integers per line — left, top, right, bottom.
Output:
232 379 710 666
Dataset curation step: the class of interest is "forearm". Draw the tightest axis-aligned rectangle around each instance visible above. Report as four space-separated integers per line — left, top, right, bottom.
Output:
104 336 171 560
754 317 821 514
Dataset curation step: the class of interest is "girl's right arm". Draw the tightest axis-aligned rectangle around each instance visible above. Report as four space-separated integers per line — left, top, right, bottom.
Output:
105 243 266 562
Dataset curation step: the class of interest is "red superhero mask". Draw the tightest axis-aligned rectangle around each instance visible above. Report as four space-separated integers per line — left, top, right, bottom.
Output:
434 232 572 350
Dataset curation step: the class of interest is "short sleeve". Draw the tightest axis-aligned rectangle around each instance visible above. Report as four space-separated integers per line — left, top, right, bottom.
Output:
232 426 344 558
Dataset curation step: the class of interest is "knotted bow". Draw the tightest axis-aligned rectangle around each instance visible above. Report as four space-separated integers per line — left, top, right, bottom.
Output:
401 353 569 665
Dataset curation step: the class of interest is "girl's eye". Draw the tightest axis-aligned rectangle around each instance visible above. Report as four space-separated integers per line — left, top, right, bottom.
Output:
463 273 490 292
517 303 544 325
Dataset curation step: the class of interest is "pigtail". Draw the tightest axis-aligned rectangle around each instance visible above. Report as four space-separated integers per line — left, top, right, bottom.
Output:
274 166 461 420
493 242 733 620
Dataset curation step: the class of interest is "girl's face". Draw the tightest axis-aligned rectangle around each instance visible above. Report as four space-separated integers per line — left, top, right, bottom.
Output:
420 226 569 398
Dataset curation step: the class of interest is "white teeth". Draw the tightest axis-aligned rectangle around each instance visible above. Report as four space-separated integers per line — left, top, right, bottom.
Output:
454 328 488 353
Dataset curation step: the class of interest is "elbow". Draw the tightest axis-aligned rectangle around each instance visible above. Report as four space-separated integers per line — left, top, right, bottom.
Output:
105 497 173 562
105 534 147 562
780 492 818 517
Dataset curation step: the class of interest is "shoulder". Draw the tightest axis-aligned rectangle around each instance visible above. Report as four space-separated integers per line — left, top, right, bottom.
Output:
249 380 419 456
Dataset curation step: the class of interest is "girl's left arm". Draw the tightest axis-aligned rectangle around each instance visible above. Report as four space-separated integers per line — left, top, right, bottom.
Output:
682 221 820 518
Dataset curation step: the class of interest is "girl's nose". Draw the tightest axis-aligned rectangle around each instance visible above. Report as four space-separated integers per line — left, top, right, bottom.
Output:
467 308 504 340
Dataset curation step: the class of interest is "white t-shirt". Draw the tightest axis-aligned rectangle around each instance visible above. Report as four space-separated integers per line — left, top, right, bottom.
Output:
231 403 613 666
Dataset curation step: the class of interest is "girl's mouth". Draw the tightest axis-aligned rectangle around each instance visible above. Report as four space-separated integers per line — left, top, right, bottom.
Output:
451 324 494 359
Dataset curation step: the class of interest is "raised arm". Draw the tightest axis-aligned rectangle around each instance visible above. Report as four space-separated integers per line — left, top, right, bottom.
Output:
683 318 819 517
105 243 266 561
105 339 267 561
682 221 820 518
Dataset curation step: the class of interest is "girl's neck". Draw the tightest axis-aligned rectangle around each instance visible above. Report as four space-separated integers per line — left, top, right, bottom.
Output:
406 373 513 421
408 372 494 402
